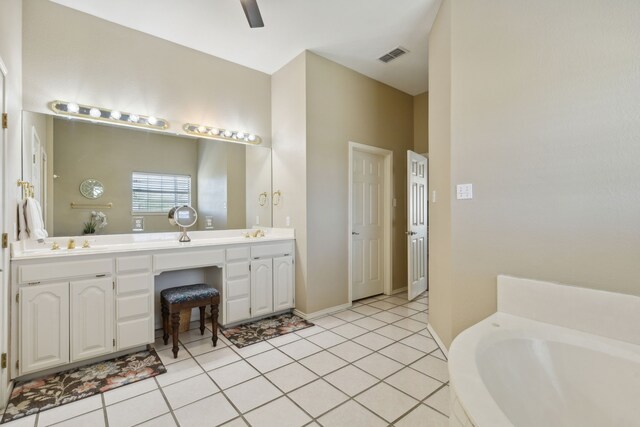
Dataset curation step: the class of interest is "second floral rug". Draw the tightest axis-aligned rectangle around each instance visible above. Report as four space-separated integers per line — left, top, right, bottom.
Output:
222 313 314 348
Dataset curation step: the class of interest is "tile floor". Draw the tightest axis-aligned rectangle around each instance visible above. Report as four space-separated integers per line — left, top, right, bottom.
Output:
3 291 449 427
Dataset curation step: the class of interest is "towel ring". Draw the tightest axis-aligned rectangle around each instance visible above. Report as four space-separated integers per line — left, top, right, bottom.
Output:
258 192 268 206
272 190 282 206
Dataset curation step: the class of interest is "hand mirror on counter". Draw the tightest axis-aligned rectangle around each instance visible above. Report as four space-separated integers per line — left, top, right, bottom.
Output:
168 205 198 242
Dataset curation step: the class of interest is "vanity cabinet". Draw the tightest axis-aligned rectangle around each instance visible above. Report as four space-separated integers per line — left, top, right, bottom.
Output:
71 277 114 362
273 256 294 311
250 259 274 317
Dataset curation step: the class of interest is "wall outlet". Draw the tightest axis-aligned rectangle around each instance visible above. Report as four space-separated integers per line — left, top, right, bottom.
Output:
432 190 437 203
255 216 260 225
205 216 214 229
286 216 291 227
132 217 144 231
456 183 473 200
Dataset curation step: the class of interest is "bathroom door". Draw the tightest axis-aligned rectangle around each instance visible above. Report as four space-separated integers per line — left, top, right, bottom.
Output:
407 151 428 300
0 57 7 406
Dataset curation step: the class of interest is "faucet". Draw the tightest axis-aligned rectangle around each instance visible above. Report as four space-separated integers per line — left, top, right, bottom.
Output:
67 239 76 250
51 241 60 250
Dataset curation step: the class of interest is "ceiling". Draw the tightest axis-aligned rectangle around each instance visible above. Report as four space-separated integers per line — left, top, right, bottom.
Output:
50 0 440 96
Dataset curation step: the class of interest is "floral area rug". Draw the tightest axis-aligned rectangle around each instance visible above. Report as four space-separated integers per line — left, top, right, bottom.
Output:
1 350 166 424
222 313 314 348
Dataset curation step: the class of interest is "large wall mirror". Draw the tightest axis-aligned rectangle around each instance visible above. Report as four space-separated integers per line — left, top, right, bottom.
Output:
21 111 272 237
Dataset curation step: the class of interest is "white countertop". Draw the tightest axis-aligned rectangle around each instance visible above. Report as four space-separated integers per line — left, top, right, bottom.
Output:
11 228 295 260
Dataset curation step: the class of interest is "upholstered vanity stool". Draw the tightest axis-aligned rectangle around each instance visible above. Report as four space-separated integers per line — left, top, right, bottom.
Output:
161 284 220 358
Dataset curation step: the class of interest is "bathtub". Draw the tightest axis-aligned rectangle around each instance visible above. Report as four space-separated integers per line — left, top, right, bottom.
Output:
448 276 640 427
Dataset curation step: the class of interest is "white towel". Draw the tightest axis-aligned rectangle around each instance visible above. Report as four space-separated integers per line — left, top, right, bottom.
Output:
24 197 48 240
17 199 28 240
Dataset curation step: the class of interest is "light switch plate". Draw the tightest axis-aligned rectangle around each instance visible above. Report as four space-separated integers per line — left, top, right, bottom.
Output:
456 183 473 200
205 216 214 229
132 217 144 232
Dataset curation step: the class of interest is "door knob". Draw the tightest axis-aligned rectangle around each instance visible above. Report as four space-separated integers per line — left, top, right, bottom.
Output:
406 231 417 235
352 232 360 236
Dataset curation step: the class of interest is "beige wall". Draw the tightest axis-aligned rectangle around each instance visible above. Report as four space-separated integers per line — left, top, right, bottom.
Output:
272 52 309 313
304 52 414 313
429 0 640 348
413 92 429 154
22 0 271 146
53 119 198 235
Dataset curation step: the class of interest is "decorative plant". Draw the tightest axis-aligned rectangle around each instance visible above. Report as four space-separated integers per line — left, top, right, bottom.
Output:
83 211 108 235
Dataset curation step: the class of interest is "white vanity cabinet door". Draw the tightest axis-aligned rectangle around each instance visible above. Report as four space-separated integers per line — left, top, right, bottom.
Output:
70 277 114 362
116 273 154 351
273 256 294 312
20 282 70 375
250 259 273 317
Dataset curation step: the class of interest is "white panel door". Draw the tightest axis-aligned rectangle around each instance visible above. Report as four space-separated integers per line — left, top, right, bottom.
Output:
226 277 251 324
250 259 273 317
273 255 294 311
71 277 113 362
352 150 385 300
407 151 428 300
0 59 7 405
20 282 70 375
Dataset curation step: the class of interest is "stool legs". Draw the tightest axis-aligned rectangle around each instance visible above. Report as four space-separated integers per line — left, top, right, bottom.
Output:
171 312 180 358
161 303 169 345
199 306 206 335
211 303 219 347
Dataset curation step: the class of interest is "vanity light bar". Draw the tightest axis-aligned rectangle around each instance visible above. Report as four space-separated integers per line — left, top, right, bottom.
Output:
183 123 262 145
49 101 169 131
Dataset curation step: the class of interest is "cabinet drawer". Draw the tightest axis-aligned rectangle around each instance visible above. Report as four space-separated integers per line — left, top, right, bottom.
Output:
251 242 294 259
154 249 224 272
117 294 151 320
226 261 249 279
226 246 250 261
226 277 250 300
117 256 151 273
117 317 153 350
116 274 152 295
18 258 112 284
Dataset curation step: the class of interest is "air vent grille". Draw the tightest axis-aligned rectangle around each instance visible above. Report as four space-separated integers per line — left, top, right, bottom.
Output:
378 47 409 63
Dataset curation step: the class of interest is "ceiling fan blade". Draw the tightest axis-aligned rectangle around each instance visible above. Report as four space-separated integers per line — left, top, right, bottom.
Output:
240 0 264 28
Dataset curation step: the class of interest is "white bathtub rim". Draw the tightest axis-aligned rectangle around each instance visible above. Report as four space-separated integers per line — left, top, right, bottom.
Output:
448 312 640 427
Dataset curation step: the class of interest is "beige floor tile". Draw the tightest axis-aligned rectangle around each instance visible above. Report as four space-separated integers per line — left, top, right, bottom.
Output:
379 343 425 365
394 404 448 427
385 368 442 400
431 349 447 361
385 296 408 305
244 396 311 427
400 334 439 353
332 310 365 322
224 377 283 413
367 300 396 310
52 410 105 427
136 413 178 427
219 417 248 427
311 316 346 329
375 324 414 340
305 330 347 348
162 373 219 409
178 328 216 344
392 318 427 333
103 377 157 406
265 362 318 392
353 353 403 379
195 347 242 371
409 312 429 324
294 325 325 338
370 311 405 324
156 345 191 365
230 340 273 358
156 358 204 387
352 332 394 351
279 339 322 360
410 355 449 382
350 305 382 316
331 323 368 339
246 349 294 373
1 415 36 427
288 379 348 417
317 400 387 427
351 317 387 331
106 390 169 427
264 333 301 347
418 328 433 337
173 393 238 427
425 385 450 416
327 341 372 363
153 336 172 351
387 306 419 318
183 336 226 357
403 301 429 311
355 383 418 423
38 395 102 426
299 351 347 376
324 365 378 396
207 360 261 389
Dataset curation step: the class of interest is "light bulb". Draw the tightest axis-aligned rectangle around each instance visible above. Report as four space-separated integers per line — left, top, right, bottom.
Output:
110 110 122 120
248 134 256 142
223 130 233 137
210 128 220 135
147 116 158 126
67 103 80 113
89 108 101 118
236 132 246 139
129 114 140 123
198 126 207 133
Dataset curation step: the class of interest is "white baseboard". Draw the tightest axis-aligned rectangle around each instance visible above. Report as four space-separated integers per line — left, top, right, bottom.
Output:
427 323 449 359
294 302 352 320
391 287 407 295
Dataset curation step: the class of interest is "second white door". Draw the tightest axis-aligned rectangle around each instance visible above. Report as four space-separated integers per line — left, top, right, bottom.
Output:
352 150 385 300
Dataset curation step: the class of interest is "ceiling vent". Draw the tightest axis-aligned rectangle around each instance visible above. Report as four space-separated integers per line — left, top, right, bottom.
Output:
378 47 409 63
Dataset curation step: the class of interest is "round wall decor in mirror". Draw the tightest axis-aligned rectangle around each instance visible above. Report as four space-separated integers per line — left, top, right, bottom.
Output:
79 179 105 199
